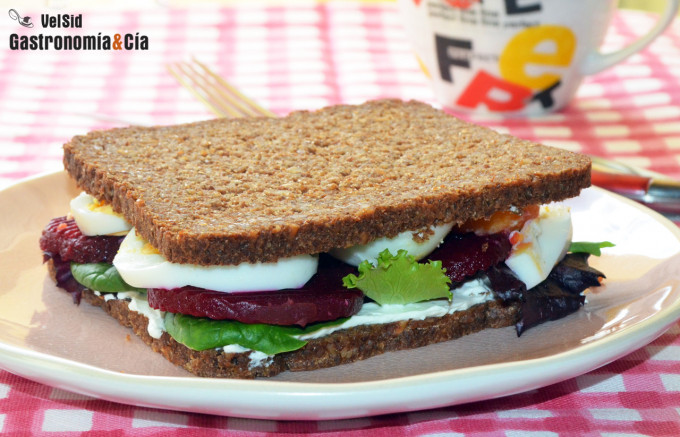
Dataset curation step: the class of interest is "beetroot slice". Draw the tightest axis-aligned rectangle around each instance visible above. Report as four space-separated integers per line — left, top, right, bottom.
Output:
148 286 363 327
427 232 512 283
148 256 363 327
40 216 123 263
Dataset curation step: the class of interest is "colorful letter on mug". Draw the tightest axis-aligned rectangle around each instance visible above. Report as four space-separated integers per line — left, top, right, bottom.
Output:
456 70 532 111
456 24 576 111
435 34 473 83
499 24 576 91
504 0 541 14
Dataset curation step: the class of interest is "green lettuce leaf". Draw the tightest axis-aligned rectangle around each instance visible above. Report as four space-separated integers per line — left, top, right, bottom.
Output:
342 249 452 305
164 313 348 354
568 241 615 257
70 262 145 293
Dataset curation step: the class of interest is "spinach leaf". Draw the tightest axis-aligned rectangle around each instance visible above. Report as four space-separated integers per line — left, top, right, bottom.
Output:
164 313 305 354
70 262 145 293
164 313 349 354
568 241 615 256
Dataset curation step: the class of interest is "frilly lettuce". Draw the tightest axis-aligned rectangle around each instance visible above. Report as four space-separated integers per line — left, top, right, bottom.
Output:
342 249 452 305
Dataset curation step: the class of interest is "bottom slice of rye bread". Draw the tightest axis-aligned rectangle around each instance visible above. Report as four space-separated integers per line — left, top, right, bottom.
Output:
49 261 519 378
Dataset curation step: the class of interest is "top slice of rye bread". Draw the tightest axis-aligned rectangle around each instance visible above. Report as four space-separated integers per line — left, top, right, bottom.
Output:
63 99 591 266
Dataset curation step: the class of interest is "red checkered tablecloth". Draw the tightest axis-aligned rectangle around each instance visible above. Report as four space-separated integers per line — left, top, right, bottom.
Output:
1 2 680 435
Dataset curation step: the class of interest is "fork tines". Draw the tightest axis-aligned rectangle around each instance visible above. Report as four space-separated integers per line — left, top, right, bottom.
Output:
167 59 275 119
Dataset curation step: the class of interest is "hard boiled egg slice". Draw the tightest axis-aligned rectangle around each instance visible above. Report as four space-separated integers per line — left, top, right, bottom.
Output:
113 228 319 293
330 223 454 266
70 192 132 236
505 204 573 289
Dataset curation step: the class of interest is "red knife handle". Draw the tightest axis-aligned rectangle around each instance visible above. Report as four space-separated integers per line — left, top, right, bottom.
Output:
591 171 650 201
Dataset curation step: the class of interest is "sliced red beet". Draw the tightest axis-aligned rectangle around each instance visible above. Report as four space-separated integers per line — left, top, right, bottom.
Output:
148 256 363 327
148 286 363 327
427 232 512 283
40 216 123 263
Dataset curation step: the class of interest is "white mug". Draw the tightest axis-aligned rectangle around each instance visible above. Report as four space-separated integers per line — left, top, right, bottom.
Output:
397 0 680 116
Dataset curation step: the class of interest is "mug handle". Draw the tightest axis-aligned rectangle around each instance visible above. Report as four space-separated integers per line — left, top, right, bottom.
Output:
581 0 680 75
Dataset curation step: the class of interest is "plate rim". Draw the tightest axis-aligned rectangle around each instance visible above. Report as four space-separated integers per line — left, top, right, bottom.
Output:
1 170 680 420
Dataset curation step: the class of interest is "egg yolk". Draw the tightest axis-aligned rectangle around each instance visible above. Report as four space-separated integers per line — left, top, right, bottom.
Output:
87 198 119 216
457 205 539 235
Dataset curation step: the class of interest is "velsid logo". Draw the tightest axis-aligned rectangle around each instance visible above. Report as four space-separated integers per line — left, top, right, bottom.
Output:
434 0 572 112
8 10 149 51
8 9 34 27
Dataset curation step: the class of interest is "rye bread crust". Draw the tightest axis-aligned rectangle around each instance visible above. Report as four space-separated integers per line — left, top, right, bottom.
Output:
63 99 590 266
49 260 519 378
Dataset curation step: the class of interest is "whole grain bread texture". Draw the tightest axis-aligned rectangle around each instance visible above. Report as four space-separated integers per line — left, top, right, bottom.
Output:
63 99 591 266
47 260 518 378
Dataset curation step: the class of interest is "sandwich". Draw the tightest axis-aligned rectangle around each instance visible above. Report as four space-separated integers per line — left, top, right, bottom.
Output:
39 99 606 378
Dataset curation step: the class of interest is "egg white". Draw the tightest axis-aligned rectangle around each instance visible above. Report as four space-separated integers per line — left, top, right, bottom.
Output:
113 228 319 293
70 192 132 236
329 223 454 266
505 204 573 289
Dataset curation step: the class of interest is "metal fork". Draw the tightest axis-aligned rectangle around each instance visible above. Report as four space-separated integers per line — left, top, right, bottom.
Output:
167 59 275 118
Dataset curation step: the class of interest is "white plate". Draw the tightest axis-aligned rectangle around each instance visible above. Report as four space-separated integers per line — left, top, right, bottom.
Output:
1 171 680 421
